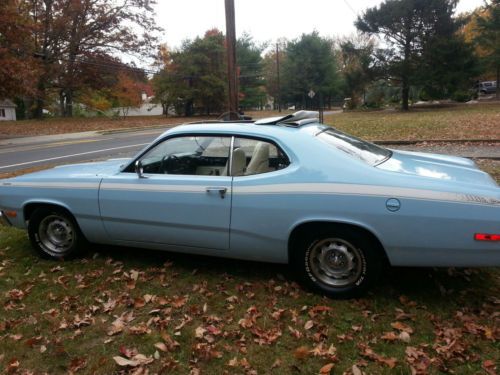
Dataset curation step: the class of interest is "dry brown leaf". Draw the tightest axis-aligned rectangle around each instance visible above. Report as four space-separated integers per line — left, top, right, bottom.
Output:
319 363 334 374
381 331 398 341
113 356 138 367
271 358 282 368
352 364 363 375
391 321 414 334
294 346 310 360
68 357 87 373
304 320 314 330
154 342 168 352
195 326 206 339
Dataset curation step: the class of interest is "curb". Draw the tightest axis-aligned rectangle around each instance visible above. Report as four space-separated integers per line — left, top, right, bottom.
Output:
98 124 177 135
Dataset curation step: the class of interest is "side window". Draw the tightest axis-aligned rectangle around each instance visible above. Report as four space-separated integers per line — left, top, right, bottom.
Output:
138 136 231 176
232 137 290 176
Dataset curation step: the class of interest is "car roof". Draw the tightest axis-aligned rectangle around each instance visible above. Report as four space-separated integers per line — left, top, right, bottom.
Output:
163 121 327 140
158 111 327 141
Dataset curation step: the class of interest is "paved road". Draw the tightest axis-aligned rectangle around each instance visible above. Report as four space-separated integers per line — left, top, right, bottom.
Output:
0 127 498 174
0 128 167 173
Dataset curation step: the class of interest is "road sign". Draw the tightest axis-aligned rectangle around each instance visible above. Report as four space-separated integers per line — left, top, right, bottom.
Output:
308 89 315 98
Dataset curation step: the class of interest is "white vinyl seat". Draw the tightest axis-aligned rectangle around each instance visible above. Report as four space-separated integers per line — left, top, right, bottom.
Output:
245 142 270 175
222 148 246 176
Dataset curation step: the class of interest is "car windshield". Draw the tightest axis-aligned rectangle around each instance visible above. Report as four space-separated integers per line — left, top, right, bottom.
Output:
317 128 392 166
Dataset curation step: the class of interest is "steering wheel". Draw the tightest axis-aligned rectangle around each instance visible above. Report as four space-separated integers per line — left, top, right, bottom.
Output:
160 154 180 174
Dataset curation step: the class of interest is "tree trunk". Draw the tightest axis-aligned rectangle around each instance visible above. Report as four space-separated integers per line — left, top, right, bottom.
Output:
33 0 54 119
496 64 499 100
402 76 410 111
65 90 73 117
59 90 65 116
33 78 46 119
401 35 411 111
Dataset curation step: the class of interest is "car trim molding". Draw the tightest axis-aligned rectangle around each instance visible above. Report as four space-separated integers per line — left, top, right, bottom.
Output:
101 182 205 193
233 183 500 206
3 181 98 189
5 181 498 206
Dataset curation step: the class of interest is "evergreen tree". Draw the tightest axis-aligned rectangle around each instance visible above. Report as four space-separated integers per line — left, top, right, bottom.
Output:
475 0 500 99
355 0 474 109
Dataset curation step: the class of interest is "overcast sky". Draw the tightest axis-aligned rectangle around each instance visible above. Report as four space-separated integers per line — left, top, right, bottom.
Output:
154 0 484 49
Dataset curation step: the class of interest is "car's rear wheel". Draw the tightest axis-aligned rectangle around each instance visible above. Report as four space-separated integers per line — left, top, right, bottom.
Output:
28 207 85 259
291 227 383 298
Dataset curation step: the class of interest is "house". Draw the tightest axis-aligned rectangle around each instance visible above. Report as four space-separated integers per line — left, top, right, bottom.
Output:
0 99 16 121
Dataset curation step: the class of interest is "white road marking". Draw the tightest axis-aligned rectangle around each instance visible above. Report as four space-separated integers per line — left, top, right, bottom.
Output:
0 143 148 170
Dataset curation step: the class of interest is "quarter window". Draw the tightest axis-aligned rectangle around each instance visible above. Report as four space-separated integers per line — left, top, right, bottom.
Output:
232 137 290 176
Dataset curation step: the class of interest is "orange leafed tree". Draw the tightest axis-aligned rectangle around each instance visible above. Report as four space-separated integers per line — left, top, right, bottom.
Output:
111 72 143 117
0 0 38 99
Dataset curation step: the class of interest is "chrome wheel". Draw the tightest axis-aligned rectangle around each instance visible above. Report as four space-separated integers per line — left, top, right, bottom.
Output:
308 238 363 287
38 214 75 255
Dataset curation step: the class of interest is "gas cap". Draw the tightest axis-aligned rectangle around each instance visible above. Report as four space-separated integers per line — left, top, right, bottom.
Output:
386 198 401 212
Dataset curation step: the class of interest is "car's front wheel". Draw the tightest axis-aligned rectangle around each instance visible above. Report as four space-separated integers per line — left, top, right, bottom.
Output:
291 227 383 298
28 207 85 259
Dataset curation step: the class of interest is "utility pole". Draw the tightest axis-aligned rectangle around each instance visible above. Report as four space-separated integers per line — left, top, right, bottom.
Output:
276 43 281 112
225 0 238 119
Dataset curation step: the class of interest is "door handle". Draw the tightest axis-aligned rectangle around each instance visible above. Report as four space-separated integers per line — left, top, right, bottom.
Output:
206 187 227 199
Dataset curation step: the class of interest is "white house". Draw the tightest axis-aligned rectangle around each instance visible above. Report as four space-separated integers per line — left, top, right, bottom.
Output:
0 99 16 121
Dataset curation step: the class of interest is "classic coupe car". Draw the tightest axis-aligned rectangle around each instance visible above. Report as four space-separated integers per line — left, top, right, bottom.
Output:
1 111 499 297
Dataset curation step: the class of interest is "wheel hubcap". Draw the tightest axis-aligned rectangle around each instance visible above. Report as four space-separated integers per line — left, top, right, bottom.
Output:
38 215 74 255
309 238 363 287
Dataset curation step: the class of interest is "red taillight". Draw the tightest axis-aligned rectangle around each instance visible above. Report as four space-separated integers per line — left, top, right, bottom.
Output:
474 233 500 241
5 211 17 218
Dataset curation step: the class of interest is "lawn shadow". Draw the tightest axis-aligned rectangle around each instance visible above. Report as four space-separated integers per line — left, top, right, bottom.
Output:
89 243 498 310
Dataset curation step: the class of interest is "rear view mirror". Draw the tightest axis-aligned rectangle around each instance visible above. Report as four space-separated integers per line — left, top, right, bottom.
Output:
135 160 146 179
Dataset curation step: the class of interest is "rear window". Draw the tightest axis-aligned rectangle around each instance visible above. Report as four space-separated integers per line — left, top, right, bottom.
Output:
317 128 391 166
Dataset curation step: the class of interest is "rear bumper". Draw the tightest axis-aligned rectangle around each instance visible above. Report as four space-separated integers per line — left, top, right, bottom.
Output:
0 210 12 227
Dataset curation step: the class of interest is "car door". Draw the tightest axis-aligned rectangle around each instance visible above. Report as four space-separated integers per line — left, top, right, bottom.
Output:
99 135 232 250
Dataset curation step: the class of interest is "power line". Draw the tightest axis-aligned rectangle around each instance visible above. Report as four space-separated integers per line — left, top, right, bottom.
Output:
342 0 357 16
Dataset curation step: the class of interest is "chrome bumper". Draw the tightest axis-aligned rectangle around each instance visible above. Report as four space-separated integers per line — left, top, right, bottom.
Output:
0 210 12 227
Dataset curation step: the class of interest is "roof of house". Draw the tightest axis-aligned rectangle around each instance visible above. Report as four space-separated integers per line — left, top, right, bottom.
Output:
0 99 16 108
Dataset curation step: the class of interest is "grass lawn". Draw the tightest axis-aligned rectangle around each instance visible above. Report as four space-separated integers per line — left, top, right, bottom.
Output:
0 164 498 374
325 103 500 141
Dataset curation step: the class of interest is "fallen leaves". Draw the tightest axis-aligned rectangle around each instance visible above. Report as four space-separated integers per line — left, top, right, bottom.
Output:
391 321 414 334
319 362 335 374
359 343 398 368
1 227 499 375
107 311 135 336
113 354 154 367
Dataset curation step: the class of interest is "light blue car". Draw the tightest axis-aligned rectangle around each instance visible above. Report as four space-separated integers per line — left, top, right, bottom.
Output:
1 111 499 297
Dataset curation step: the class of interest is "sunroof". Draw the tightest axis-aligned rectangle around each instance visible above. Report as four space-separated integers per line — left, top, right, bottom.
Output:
254 111 319 126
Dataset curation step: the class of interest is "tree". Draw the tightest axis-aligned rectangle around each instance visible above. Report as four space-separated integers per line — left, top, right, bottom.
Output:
474 0 500 99
26 0 161 118
109 72 143 117
236 33 266 110
0 0 38 99
261 38 287 110
356 0 462 110
282 32 340 109
338 35 376 107
417 34 478 100
153 29 227 116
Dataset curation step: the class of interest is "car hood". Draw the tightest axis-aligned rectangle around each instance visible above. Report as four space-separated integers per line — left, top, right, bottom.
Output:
4 159 129 181
377 149 498 188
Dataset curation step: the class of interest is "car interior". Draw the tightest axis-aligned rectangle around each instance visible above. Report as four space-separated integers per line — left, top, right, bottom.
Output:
129 136 290 176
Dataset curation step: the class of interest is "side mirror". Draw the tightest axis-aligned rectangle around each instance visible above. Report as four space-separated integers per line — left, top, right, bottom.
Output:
135 160 147 179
